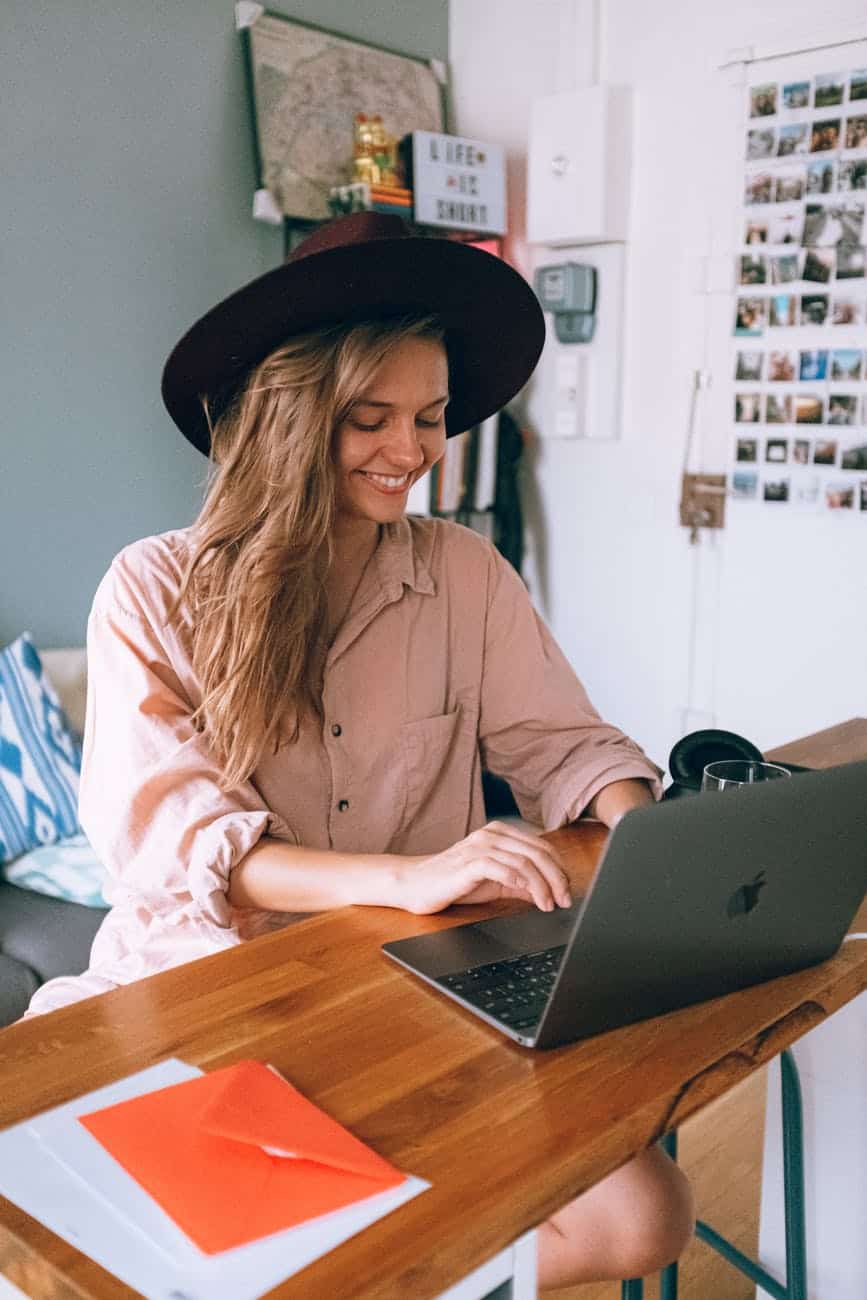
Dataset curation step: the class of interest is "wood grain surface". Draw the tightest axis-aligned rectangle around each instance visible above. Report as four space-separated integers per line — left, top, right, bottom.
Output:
0 721 865 1299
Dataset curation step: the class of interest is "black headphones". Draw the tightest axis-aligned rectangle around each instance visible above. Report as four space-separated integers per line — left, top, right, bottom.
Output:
663 729 766 800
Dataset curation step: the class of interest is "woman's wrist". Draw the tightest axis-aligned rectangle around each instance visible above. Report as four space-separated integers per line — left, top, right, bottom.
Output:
343 853 413 908
586 778 656 830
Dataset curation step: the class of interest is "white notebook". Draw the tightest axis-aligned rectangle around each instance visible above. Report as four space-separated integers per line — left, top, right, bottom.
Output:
0 1058 428 1300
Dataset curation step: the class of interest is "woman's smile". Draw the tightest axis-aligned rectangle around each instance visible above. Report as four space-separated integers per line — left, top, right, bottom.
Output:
356 469 413 494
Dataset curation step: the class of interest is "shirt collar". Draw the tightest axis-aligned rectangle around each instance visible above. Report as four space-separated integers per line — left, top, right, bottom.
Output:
325 517 435 668
375 517 436 598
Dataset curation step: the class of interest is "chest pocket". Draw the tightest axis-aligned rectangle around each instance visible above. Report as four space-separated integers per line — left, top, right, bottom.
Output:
400 706 473 833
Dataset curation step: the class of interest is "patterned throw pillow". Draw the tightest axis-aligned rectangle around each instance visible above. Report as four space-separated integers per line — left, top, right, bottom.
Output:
3 832 108 909
0 633 82 866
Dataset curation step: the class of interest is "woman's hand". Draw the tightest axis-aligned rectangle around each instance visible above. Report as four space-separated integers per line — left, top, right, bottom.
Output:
394 821 572 916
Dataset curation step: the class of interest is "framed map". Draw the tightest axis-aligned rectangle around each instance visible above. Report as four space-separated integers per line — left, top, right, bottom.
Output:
240 9 446 221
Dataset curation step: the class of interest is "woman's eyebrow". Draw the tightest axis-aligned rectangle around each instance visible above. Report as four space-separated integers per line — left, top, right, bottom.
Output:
353 394 450 409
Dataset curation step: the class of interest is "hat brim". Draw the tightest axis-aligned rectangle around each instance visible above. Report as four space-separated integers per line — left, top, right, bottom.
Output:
161 238 544 455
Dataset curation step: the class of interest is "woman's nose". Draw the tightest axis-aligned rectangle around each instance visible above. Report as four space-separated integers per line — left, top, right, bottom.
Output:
385 419 425 468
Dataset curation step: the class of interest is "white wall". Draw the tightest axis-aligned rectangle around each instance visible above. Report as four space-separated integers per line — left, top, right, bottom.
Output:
450 0 867 770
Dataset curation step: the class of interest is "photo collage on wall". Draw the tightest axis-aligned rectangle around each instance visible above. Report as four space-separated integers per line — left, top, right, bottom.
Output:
733 66 867 513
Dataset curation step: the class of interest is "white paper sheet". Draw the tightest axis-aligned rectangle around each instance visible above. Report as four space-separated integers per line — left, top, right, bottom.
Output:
0 1059 428 1300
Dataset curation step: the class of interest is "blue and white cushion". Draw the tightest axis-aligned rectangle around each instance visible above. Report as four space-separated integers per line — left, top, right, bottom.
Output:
3 832 108 908
0 633 82 866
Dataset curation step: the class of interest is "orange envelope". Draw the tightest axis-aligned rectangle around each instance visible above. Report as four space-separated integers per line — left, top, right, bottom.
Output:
78 1059 406 1254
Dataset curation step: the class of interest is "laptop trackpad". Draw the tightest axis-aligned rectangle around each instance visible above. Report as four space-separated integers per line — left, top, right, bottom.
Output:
384 903 582 980
480 902 582 955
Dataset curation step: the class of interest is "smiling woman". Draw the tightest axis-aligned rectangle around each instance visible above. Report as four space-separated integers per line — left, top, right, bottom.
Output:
335 333 448 514
22 211 692 1292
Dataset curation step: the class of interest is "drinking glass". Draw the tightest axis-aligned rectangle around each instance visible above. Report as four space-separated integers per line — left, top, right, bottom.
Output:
701 760 791 793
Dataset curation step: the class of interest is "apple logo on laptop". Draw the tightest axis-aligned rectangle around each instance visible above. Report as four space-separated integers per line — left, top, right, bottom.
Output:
727 870 767 918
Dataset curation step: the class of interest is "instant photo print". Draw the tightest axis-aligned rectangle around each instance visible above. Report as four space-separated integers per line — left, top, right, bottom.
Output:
837 246 866 279
806 161 835 193
803 248 835 283
745 216 770 243
763 477 790 502
747 127 776 160
841 442 867 471
731 470 759 499
750 83 778 117
745 172 774 205
739 255 767 285
770 254 800 283
814 72 845 108
735 297 766 335
796 394 825 425
735 351 764 381
793 475 821 508
766 394 793 424
813 439 838 465
768 349 797 381
826 482 855 509
800 294 829 325
827 394 859 426
735 393 762 423
783 81 811 110
838 159 867 191
770 294 798 327
830 349 863 381
831 293 865 325
799 349 828 381
810 119 841 153
777 126 808 158
845 114 867 149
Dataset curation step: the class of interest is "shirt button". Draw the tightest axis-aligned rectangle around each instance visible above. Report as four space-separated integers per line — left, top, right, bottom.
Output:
338 799 349 812
331 723 342 737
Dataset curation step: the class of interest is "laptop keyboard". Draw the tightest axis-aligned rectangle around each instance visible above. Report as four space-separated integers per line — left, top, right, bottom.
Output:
437 944 567 1032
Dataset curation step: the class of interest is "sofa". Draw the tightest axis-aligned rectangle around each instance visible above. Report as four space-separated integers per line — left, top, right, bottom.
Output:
0 649 108 1027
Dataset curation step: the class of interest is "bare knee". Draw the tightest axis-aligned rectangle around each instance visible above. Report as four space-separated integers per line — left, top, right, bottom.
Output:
538 1146 694 1290
615 1146 695 1277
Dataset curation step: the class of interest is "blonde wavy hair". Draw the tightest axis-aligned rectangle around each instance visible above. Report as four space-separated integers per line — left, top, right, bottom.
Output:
168 313 445 791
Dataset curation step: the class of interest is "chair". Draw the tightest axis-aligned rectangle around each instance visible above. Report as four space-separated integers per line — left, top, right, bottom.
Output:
620 1048 806 1299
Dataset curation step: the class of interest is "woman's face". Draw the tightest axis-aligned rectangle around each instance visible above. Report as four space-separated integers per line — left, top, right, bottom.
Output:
333 335 449 530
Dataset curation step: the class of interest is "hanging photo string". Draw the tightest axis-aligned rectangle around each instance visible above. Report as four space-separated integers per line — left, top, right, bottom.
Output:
732 60 867 515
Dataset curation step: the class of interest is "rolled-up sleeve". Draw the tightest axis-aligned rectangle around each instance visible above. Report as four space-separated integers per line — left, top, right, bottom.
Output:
80 557 296 928
478 547 662 828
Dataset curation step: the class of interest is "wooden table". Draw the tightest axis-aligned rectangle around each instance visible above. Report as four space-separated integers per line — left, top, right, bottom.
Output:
1 720 865 1300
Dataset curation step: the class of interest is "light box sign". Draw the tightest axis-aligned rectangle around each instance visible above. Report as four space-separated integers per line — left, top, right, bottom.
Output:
411 131 506 235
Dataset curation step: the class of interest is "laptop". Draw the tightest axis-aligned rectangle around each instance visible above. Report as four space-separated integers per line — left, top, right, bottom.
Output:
382 760 867 1049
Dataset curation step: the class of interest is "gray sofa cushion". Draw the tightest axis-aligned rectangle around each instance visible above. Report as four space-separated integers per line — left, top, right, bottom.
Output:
0 951 40 1026
0 883 106 984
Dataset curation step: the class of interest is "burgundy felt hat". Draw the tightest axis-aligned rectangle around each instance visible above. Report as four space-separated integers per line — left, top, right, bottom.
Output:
161 211 545 455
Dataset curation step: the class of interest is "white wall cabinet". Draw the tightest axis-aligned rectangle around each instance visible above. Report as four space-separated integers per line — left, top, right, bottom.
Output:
527 85 632 246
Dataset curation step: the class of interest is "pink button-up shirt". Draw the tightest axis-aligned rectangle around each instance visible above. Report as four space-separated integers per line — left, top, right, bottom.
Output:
27 517 661 1016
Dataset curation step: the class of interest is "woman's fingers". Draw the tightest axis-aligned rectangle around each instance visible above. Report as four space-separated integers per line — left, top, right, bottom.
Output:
459 856 549 908
478 825 572 907
478 848 557 911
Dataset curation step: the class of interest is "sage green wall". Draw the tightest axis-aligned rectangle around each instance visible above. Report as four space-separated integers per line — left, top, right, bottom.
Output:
2 0 448 648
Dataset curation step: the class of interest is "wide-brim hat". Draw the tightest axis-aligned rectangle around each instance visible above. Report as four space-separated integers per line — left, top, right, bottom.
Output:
161 211 545 455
